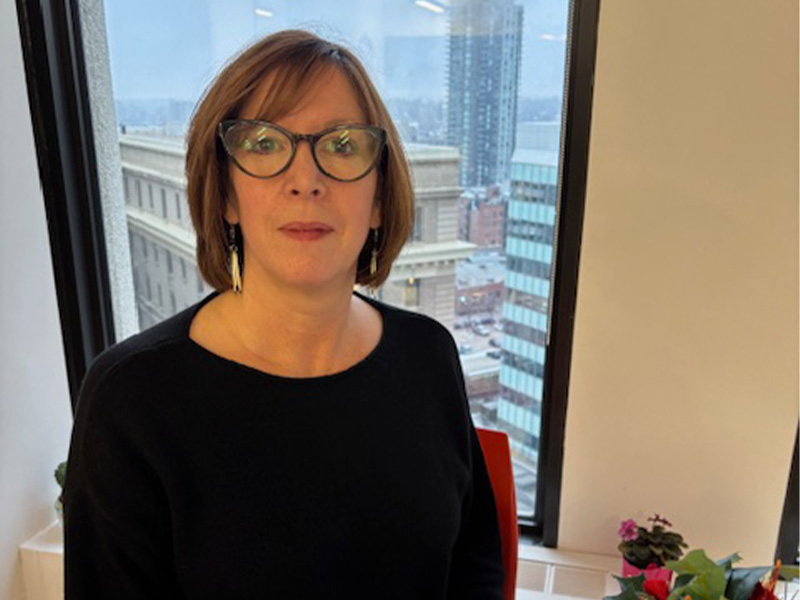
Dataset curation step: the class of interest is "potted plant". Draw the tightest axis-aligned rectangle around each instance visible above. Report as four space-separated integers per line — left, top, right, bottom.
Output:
618 514 689 583
603 549 798 600
55 460 67 526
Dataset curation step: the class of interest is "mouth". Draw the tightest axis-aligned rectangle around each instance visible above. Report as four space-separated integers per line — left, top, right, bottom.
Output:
279 222 334 233
279 227 333 242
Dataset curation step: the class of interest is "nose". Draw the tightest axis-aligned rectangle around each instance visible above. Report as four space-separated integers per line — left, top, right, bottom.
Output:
284 140 325 198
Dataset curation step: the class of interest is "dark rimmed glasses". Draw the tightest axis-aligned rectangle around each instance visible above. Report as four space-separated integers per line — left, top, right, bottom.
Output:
218 119 387 182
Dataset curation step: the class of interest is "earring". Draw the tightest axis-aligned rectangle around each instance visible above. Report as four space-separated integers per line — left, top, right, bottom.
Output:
369 228 379 277
228 222 242 294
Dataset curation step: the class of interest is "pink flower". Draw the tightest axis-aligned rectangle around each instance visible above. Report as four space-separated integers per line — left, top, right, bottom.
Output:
618 519 638 541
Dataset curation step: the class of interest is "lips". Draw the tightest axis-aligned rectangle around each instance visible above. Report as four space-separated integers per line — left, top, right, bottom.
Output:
279 221 333 232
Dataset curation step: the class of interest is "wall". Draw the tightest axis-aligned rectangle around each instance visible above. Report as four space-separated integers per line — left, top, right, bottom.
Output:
0 2 75 599
559 0 798 565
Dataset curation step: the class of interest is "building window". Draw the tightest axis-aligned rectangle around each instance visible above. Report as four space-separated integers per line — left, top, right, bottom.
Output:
136 179 141 206
166 249 173 274
180 256 187 280
170 291 177 313
161 188 167 218
148 183 153 208
124 176 129 202
142 236 148 258
145 274 151 301
153 243 159 264
403 278 420 307
157 283 163 306
175 192 182 220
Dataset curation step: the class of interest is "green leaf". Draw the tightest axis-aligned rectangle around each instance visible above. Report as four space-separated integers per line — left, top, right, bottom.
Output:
666 549 719 575
715 553 743 570
603 575 651 600
725 567 772 600
779 565 799 581
666 550 728 600
603 587 652 600
617 574 647 592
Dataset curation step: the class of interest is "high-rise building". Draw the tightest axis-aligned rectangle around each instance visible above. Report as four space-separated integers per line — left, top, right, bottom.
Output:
447 0 523 188
495 141 559 514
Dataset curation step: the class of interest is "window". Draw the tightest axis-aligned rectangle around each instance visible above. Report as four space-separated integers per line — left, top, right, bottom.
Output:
166 249 172 274
413 207 423 242
175 192 182 220
161 188 167 218
27 0 603 546
180 256 187 280
402 278 419 307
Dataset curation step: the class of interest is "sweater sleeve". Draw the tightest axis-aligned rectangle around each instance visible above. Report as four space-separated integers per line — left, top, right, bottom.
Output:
444 335 506 599
63 355 181 599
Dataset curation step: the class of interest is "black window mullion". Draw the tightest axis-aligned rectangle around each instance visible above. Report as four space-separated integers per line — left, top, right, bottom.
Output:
16 0 115 413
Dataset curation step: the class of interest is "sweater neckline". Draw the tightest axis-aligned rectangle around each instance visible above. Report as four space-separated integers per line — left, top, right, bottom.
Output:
182 288 389 385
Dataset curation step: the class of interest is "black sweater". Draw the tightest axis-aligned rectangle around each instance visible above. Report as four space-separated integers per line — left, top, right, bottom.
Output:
63 289 505 599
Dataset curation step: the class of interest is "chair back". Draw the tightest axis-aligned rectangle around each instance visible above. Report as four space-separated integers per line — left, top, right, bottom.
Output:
476 427 518 600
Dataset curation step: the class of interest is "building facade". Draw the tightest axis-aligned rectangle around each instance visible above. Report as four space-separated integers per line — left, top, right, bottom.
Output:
495 145 559 514
447 0 523 187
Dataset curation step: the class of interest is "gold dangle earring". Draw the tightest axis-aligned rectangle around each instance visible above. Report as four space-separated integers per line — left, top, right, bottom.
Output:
228 222 242 294
369 228 379 277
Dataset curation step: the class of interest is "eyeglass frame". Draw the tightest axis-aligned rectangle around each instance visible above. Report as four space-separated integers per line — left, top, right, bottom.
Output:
217 119 388 183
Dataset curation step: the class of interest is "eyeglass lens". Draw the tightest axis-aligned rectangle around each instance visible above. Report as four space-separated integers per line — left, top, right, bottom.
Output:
223 123 381 181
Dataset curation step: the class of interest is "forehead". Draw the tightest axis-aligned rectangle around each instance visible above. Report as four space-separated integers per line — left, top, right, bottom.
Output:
239 65 368 125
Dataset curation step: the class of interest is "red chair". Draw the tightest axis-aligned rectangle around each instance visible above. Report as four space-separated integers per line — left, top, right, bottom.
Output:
476 427 518 600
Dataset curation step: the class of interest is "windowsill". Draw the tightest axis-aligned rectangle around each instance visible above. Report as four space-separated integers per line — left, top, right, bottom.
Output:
27 521 798 600
20 521 621 599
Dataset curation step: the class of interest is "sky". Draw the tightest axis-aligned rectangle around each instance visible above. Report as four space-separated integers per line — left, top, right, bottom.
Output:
102 0 570 103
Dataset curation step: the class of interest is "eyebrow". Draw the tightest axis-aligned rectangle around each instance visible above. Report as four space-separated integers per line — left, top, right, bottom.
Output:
321 118 368 128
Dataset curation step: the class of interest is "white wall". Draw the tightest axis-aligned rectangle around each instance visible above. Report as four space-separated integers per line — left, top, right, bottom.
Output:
559 0 798 566
0 2 74 599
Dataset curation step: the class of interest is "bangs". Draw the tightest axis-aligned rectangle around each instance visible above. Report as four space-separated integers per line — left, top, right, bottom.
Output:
247 54 376 126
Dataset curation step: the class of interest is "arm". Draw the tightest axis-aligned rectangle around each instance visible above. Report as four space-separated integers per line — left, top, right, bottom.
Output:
445 337 506 599
63 356 180 599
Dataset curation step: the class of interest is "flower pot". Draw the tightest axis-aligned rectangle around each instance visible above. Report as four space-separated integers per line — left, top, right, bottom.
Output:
622 557 673 584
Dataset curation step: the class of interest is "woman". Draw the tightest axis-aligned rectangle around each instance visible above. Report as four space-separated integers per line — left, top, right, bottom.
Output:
63 30 504 599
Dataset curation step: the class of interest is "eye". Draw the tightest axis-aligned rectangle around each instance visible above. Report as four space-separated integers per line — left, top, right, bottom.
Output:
321 131 358 156
242 135 284 154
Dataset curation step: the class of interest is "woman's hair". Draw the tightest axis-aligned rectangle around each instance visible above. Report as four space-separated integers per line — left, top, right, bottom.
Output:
185 29 414 291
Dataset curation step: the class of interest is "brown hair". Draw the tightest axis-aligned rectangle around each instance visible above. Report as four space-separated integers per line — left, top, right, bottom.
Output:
185 29 414 292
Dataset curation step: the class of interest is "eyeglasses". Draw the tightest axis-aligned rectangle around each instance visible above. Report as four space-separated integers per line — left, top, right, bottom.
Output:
218 119 387 182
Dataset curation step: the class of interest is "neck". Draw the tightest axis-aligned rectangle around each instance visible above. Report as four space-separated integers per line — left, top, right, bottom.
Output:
217 270 363 378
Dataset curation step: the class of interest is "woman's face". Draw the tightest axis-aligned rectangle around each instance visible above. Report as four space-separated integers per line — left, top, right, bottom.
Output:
224 67 381 293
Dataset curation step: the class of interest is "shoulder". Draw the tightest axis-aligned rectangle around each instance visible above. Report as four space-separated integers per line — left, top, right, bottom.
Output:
77 307 191 411
370 296 460 365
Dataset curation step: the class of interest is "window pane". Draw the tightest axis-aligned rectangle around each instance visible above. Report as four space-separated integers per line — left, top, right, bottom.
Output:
98 0 571 522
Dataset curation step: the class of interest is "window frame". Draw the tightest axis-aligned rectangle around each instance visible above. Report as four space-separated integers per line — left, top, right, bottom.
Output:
15 0 116 406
